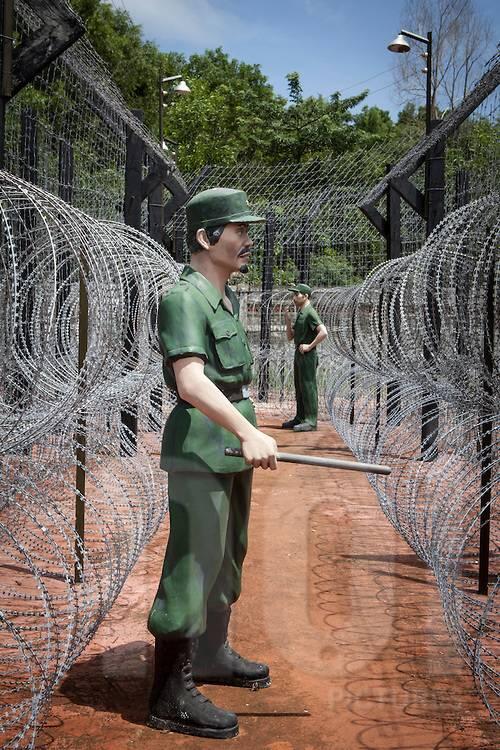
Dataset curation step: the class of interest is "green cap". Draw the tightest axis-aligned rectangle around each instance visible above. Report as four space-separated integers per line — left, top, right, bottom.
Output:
288 283 312 296
186 188 265 235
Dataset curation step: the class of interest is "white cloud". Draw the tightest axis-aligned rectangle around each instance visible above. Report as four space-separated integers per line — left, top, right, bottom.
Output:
120 0 254 47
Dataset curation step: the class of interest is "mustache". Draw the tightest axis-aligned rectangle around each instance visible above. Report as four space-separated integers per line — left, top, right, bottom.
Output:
237 246 251 257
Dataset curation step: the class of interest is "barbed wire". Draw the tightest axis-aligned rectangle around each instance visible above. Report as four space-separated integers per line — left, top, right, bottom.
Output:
0 170 180 747
321 195 499 722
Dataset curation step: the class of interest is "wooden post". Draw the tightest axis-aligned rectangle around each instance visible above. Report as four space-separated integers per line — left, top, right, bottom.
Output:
258 212 275 402
121 109 144 453
148 172 163 430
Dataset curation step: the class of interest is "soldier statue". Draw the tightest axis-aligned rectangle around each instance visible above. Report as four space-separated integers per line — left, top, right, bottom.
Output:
282 283 328 432
147 188 278 739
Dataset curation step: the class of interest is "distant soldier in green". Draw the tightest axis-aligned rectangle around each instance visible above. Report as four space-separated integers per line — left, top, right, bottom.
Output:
147 188 278 740
282 283 328 432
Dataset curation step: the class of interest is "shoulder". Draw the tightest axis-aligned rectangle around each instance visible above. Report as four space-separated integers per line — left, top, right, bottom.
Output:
159 281 209 325
161 280 205 308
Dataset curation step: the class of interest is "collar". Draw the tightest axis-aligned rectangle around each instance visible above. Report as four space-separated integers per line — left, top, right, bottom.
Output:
181 265 229 311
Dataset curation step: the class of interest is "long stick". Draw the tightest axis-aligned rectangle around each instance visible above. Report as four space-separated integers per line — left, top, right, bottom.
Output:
224 448 391 476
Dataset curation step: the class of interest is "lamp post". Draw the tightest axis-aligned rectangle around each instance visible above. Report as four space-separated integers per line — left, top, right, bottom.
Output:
388 28 443 474
158 72 191 150
388 29 432 134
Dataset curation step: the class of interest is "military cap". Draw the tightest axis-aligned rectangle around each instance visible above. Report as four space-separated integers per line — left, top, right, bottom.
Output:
186 188 265 235
288 283 312 296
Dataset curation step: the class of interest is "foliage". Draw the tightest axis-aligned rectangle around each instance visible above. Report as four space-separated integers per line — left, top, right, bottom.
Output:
166 48 285 169
273 72 370 163
308 247 362 287
71 0 166 128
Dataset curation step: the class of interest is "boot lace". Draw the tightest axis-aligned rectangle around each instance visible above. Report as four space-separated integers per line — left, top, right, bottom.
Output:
182 662 209 703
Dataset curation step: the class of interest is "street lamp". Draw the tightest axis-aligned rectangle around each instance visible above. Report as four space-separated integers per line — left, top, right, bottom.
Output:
158 72 191 150
388 28 432 134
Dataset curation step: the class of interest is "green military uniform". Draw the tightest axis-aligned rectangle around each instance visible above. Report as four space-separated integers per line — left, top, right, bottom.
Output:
148 265 256 639
292 301 323 429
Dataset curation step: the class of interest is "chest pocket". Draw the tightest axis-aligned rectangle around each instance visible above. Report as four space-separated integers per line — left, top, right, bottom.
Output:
211 319 249 370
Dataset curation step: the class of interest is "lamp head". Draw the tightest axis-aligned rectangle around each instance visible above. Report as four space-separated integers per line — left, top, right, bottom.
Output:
174 80 191 95
387 34 411 53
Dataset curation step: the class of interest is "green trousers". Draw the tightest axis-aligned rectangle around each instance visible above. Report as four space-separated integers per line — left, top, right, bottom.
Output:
293 348 318 427
148 469 253 639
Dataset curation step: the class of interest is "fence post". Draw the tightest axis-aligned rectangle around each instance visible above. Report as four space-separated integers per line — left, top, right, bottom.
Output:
386 164 402 424
121 109 144 453
0 0 13 169
74 252 88 583
15 108 38 402
148 167 164 430
298 217 311 283
421 120 445 459
258 212 275 402
478 261 494 595
454 168 470 208
57 139 73 350
349 313 356 425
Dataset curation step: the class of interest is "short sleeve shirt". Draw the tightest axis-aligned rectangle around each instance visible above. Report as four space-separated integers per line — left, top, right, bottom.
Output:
158 265 256 474
293 304 323 347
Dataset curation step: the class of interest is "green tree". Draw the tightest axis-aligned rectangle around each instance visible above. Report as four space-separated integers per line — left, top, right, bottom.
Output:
354 105 394 137
274 72 369 162
309 247 362 287
71 0 178 130
167 48 285 168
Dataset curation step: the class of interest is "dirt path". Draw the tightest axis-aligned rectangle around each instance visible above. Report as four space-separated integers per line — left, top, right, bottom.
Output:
38 418 498 749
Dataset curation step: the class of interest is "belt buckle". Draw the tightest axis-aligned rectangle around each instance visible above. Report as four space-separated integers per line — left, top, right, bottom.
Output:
241 385 249 399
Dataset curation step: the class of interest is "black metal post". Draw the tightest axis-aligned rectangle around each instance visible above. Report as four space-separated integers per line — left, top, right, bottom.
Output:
349 313 355 425
421 120 445 459
15 108 38 404
258 212 275 402
424 32 432 134
478 261 494 595
298 217 311 283
386 164 402 423
74 253 88 583
454 168 470 209
158 67 163 143
121 109 144 453
0 0 13 169
173 214 185 262
148 171 164 430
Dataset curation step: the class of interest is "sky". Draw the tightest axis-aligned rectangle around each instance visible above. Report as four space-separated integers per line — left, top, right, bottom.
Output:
113 0 499 120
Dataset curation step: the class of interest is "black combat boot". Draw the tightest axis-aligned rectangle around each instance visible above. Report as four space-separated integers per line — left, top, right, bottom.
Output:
193 609 271 689
148 637 239 739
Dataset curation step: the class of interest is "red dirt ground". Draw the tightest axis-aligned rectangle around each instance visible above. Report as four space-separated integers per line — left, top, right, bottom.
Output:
36 418 499 750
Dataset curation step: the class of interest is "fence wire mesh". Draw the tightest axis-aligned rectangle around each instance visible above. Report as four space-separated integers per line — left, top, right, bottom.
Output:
0 1 499 745
6 1 185 221
0 170 180 747
322 195 499 721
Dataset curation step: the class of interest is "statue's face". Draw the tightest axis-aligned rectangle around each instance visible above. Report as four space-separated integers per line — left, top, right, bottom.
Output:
208 222 253 275
293 292 308 308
